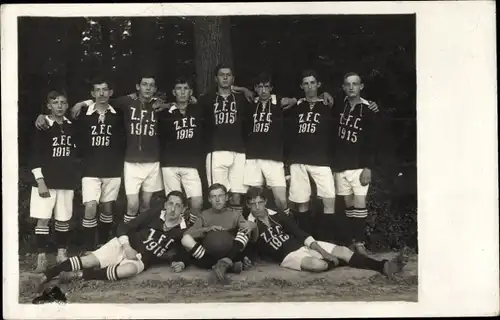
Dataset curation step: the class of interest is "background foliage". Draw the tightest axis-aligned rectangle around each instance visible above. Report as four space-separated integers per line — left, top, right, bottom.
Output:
18 15 417 253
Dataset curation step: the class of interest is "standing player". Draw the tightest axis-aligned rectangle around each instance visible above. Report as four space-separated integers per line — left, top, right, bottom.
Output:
181 183 253 281
75 77 126 252
35 72 165 223
30 90 78 272
157 77 204 225
200 64 250 215
285 70 337 240
35 191 190 292
245 187 406 277
334 72 380 255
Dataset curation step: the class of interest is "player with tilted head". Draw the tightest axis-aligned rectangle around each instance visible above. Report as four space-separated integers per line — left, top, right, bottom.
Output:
157 77 204 225
181 183 254 282
30 90 78 272
244 187 407 276
35 191 191 292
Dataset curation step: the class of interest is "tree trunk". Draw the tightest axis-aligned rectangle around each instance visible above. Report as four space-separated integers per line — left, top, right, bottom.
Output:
194 16 233 96
131 17 159 73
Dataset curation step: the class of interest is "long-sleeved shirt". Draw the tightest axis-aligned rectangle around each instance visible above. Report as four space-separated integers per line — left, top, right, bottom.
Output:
199 92 249 154
30 116 78 190
185 207 247 239
285 98 335 166
244 95 284 161
248 209 314 263
116 207 189 269
75 103 126 178
333 97 379 171
157 103 204 168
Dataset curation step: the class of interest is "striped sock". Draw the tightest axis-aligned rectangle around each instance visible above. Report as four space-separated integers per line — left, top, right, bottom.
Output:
284 208 291 215
82 265 119 281
34 225 50 253
82 218 98 250
123 214 136 223
98 213 113 244
54 221 70 249
226 231 249 261
189 243 206 260
44 256 82 280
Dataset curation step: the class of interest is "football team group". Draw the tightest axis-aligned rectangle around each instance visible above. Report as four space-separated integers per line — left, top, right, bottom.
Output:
29 64 407 293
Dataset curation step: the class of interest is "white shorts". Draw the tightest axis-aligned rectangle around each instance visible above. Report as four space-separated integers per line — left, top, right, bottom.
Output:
281 241 337 271
335 169 370 196
244 159 287 188
82 177 122 204
289 164 336 203
206 151 246 193
162 167 203 199
124 161 163 195
30 187 74 221
92 237 145 273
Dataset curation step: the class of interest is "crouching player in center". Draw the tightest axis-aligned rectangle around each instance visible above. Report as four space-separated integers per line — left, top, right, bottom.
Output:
35 191 190 291
181 183 253 282
245 187 406 277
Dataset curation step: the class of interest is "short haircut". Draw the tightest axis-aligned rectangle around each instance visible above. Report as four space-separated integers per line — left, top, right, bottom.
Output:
253 72 273 87
301 69 320 83
214 63 234 76
343 72 363 83
166 190 188 207
90 75 113 90
136 71 157 85
246 186 268 202
47 90 67 102
173 76 193 89
207 183 228 196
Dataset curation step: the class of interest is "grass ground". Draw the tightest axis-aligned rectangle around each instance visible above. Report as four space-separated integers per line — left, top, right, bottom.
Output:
19 251 418 303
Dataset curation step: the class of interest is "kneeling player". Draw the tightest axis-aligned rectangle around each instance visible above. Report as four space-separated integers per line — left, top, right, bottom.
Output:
35 191 190 291
245 187 406 277
181 183 253 281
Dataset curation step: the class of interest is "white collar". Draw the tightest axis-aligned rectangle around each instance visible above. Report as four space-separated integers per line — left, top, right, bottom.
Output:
86 102 117 115
247 208 277 222
254 94 277 104
344 96 370 106
45 115 71 127
297 97 325 105
159 210 187 229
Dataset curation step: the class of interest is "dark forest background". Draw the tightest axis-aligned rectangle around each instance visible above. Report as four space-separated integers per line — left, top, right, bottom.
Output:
18 15 417 252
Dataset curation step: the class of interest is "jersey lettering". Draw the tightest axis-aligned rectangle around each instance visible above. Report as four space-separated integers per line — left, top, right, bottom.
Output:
298 112 320 134
174 117 196 140
338 113 362 143
142 228 178 257
130 107 157 136
52 135 72 158
252 111 272 133
260 225 290 250
214 100 237 125
90 124 112 146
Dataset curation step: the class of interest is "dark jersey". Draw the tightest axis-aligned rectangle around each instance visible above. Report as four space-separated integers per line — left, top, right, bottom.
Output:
116 207 190 269
157 104 204 168
248 210 310 263
200 92 249 154
110 96 160 163
75 104 126 178
244 95 284 161
30 116 78 190
334 98 379 171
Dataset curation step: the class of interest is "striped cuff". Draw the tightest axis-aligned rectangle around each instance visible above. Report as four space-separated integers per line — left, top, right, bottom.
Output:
234 231 249 247
32 168 44 180
304 236 315 248
118 235 129 245
191 244 206 259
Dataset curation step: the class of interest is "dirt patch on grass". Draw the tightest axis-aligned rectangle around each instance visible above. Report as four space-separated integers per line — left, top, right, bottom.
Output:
19 252 418 303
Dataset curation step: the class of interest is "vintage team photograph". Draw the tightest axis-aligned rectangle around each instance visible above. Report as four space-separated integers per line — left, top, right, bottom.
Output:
16 12 417 303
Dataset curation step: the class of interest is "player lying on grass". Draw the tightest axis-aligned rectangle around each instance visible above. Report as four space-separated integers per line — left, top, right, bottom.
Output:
35 191 190 292
244 187 407 278
181 183 254 282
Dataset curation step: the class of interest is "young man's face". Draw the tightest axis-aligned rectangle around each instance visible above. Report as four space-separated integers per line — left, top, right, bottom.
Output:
208 188 228 211
136 78 157 100
47 96 69 117
91 83 113 104
215 68 234 89
247 196 268 218
254 82 273 101
300 75 321 98
172 83 192 104
164 195 186 221
342 75 364 98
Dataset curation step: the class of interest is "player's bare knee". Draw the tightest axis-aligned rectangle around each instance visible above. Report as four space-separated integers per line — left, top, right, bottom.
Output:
100 201 113 214
36 219 50 227
126 195 140 214
116 263 139 279
181 234 197 249
344 195 355 208
301 257 328 272
84 201 98 218
80 253 101 268
353 195 367 208
332 245 354 262
297 202 309 212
